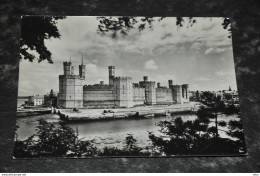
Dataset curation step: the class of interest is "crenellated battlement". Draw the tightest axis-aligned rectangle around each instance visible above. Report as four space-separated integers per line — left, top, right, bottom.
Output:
83 84 114 91
59 75 81 79
139 81 156 84
114 76 132 80
63 61 72 65
156 86 169 89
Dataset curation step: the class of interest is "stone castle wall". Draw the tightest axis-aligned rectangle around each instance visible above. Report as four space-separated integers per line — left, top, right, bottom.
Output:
133 87 145 106
156 87 174 105
58 62 189 109
83 85 115 108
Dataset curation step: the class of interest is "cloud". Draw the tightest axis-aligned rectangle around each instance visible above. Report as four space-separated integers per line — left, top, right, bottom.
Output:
161 33 172 40
194 77 211 81
205 47 226 55
205 48 214 54
190 41 202 50
215 70 233 76
202 23 216 31
86 63 98 73
144 60 158 70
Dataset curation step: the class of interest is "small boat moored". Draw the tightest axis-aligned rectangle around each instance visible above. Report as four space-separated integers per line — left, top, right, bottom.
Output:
144 114 155 118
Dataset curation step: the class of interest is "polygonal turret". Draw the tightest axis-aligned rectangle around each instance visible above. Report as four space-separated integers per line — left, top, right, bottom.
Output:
108 66 115 85
63 61 74 75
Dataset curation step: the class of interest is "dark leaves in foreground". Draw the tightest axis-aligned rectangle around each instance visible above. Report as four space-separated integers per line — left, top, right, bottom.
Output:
14 120 148 158
14 119 97 158
96 16 232 40
20 16 64 63
149 107 246 155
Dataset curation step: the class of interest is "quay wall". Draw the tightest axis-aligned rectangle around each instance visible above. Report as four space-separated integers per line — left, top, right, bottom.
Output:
55 104 196 122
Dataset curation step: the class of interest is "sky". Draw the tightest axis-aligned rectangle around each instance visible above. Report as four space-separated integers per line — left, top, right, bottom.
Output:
18 16 238 96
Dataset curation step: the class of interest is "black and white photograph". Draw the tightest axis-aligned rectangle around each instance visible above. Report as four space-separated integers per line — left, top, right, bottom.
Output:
14 16 247 158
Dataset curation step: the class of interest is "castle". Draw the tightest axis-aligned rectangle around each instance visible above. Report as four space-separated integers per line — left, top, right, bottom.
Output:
57 60 189 108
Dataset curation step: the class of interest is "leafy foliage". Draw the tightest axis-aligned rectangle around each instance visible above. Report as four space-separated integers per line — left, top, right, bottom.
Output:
224 105 240 115
14 119 96 158
99 134 148 156
14 121 149 158
20 16 64 63
148 107 246 156
97 17 164 39
97 17 230 40
226 119 247 152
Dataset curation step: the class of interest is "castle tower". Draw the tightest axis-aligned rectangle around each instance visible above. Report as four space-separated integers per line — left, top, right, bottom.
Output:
58 60 84 108
172 85 183 104
63 61 74 75
168 80 173 88
79 57 86 79
113 77 133 108
182 84 189 99
109 66 115 85
139 76 156 105
143 76 148 82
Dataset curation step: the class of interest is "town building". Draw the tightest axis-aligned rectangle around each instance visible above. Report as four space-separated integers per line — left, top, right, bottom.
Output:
26 95 44 106
57 61 190 108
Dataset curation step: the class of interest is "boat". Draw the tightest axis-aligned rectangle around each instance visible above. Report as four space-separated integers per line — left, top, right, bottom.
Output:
73 108 79 112
144 114 155 118
165 110 171 116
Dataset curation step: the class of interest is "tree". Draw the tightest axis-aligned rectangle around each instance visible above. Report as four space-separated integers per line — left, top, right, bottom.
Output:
97 17 231 40
226 119 247 153
14 119 96 158
149 115 245 155
148 105 247 156
201 91 215 103
97 17 164 39
224 104 240 115
98 133 148 156
148 117 213 155
225 94 232 100
20 16 64 64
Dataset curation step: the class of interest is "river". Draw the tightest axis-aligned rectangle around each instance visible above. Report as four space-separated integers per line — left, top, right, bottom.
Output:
16 113 241 150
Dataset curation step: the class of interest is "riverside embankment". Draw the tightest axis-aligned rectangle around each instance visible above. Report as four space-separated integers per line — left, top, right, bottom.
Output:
55 103 200 122
16 108 52 117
